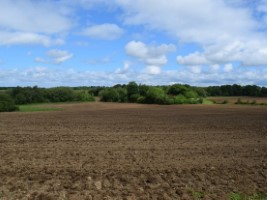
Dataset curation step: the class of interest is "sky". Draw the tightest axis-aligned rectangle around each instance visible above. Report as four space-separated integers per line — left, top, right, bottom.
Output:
1 0 267 87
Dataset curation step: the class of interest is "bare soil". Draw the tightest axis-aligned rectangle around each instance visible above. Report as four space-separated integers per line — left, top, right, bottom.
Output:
207 96 267 104
0 102 266 199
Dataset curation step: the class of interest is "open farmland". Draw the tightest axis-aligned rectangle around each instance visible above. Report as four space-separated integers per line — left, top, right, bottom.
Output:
0 102 266 199
207 97 267 105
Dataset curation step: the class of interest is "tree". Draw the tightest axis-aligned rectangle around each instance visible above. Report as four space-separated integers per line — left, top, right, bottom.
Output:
0 93 19 112
99 88 120 102
242 85 260 96
144 87 169 104
126 81 139 102
167 84 188 96
46 87 75 102
74 90 95 102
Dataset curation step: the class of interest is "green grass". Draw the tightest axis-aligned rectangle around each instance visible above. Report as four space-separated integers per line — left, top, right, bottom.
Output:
202 98 214 105
191 191 205 199
229 192 267 200
19 104 63 112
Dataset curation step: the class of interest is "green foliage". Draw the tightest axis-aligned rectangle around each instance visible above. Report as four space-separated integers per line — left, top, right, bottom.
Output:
116 87 128 102
99 87 127 102
126 81 139 102
129 93 140 102
249 193 267 200
10 86 95 104
229 192 246 200
98 83 203 105
184 90 198 98
229 192 267 200
74 90 95 102
235 98 264 106
205 84 267 97
167 84 188 96
144 87 169 104
99 88 119 102
0 93 19 112
191 191 205 199
139 84 149 96
19 105 62 112
11 86 47 104
46 87 76 102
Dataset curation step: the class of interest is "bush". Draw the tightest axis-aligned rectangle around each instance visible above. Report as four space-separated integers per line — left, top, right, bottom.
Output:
46 87 76 102
99 88 119 102
0 93 19 112
144 87 168 104
222 99 228 104
235 98 243 104
74 90 95 102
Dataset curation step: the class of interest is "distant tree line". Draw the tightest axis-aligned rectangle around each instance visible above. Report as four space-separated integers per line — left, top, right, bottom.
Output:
9 86 95 105
205 84 267 97
99 82 204 105
1 83 267 112
0 86 95 112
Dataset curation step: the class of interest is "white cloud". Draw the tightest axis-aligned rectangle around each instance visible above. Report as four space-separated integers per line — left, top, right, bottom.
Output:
82 24 124 40
115 62 131 74
46 49 73 64
35 49 73 64
188 66 202 74
86 56 112 65
116 0 267 68
0 0 72 46
34 57 46 63
144 65 161 75
223 63 233 72
116 0 259 44
1 66 267 87
0 31 64 46
177 52 210 65
0 0 72 34
210 64 220 72
125 41 175 70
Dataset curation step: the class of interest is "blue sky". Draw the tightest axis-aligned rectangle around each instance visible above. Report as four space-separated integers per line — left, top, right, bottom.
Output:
0 0 267 87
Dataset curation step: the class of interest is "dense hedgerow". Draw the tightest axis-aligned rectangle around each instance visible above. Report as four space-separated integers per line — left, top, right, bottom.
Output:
0 93 19 112
99 82 204 105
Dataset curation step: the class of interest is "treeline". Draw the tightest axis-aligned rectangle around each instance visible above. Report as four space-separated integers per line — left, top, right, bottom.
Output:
10 86 95 104
0 86 95 112
205 84 267 97
1 83 267 112
99 82 204 105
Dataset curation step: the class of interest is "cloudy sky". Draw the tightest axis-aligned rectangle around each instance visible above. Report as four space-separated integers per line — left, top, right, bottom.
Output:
0 0 267 87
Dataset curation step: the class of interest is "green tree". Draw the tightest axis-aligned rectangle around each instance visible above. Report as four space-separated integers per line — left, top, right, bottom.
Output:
0 93 19 112
116 87 128 102
167 84 188 96
99 88 120 102
126 81 139 102
74 90 95 102
46 87 75 102
144 87 169 104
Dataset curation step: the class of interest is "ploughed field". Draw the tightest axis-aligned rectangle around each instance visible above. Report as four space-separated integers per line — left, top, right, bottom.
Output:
0 103 266 200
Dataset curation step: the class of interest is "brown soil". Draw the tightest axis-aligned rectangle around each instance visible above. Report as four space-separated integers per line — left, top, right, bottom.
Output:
0 102 266 200
208 96 267 104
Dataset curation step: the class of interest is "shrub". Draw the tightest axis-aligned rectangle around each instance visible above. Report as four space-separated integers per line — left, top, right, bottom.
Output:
235 98 243 104
222 99 228 104
251 100 257 105
99 88 120 102
144 87 167 104
74 90 95 102
0 93 19 112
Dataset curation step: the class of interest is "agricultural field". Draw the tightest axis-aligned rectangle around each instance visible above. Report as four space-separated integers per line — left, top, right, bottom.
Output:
207 97 267 105
0 102 266 199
